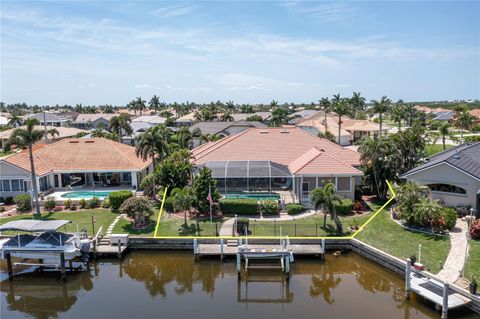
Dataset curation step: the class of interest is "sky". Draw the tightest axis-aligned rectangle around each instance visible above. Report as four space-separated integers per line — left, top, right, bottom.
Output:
1 1 479 105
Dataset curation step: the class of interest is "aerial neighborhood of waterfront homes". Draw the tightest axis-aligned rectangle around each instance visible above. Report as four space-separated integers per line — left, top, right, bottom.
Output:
1 97 480 317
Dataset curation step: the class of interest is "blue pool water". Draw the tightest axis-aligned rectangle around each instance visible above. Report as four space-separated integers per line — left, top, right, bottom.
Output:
60 191 116 199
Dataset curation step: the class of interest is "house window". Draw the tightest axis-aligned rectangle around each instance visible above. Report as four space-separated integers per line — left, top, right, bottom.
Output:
426 183 467 195
1 180 10 192
337 177 351 192
11 180 21 191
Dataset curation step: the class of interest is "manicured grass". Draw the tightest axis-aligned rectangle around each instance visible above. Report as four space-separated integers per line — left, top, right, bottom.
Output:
355 205 450 274
465 240 480 280
425 144 454 156
251 212 372 237
112 209 160 237
0 209 118 236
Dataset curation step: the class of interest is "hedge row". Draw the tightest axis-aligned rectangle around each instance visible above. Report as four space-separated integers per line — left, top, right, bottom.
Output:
219 199 258 215
108 191 133 210
286 203 305 215
333 198 354 215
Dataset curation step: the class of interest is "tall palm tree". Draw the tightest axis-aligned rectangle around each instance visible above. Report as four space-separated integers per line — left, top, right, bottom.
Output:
8 119 45 215
149 95 161 112
332 98 350 145
199 133 221 144
220 112 234 122
270 100 278 107
7 113 24 127
270 107 290 127
438 122 451 150
135 97 147 115
390 100 407 132
350 92 366 118
174 127 193 149
171 186 194 225
370 96 392 140
46 128 59 142
311 183 339 228
455 109 474 139
109 114 133 142
135 125 172 200
319 97 331 134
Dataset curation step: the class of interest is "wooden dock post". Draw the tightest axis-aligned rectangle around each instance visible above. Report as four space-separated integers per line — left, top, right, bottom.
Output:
284 255 290 280
93 238 97 259
220 239 224 261
236 253 241 279
6 252 13 281
60 252 66 281
441 283 449 319
405 259 411 299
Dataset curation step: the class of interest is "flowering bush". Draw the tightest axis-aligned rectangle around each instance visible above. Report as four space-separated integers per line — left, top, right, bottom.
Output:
470 219 480 240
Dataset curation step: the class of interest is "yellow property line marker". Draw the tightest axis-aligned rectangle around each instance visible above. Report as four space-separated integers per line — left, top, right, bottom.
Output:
153 180 396 239
153 187 168 238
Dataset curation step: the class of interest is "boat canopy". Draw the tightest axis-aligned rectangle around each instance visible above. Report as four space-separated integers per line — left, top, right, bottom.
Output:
0 220 71 232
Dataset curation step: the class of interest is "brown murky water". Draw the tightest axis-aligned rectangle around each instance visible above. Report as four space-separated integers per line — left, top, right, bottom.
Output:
0 251 477 319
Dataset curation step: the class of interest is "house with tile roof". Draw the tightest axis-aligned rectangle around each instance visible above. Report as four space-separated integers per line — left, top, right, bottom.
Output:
71 113 117 129
0 138 153 198
401 142 480 212
294 111 389 146
191 127 363 205
0 126 88 150
190 120 267 147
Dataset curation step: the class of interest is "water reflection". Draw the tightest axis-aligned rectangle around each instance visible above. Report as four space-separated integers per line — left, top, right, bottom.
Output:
0 251 477 319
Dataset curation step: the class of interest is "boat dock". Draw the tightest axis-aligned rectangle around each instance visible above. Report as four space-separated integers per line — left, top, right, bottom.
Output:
405 258 472 318
92 234 129 259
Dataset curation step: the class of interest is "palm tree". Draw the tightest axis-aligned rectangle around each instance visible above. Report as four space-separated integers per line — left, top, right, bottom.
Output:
413 197 442 231
8 119 45 215
174 127 193 149
319 97 331 134
350 92 366 118
46 128 59 142
332 98 350 145
310 183 340 228
390 100 407 132
199 133 221 144
270 100 278 107
135 97 147 115
149 95 161 112
395 181 430 225
171 187 195 225
455 109 474 139
270 107 290 126
135 125 172 200
370 96 392 140
7 113 24 127
109 114 133 142
438 122 452 150
220 112 234 122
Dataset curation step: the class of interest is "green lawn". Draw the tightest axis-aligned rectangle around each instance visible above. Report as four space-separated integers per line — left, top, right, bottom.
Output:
250 212 372 237
0 209 118 236
425 144 454 156
465 240 480 280
113 210 223 237
355 206 450 274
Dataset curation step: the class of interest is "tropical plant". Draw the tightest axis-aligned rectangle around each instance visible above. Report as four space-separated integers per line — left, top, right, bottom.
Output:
156 149 193 194
390 100 408 132
46 128 59 142
199 133 221 144
438 122 454 150
350 92 366 118
455 109 475 138
319 97 332 133
370 96 392 140
120 196 154 228
310 183 340 228
14 194 32 213
220 112 234 122
332 98 351 145
192 167 220 214
269 107 290 126
395 181 430 225
108 190 133 210
389 124 426 173
149 95 161 111
245 114 263 122
44 196 56 211
135 96 147 115
109 113 133 142
470 219 480 240
173 127 193 149
8 118 45 215
413 197 442 231
7 112 24 127
171 186 195 225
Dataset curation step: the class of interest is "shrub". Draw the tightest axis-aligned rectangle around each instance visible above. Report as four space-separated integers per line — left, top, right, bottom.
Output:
44 196 56 211
15 194 31 212
441 208 457 230
64 199 72 209
79 198 87 209
236 217 249 235
5 196 14 205
101 198 111 208
119 197 154 228
163 196 175 212
260 200 278 216
88 197 101 208
70 203 77 211
333 198 354 215
286 203 305 215
108 191 133 210
470 219 480 240
219 199 258 215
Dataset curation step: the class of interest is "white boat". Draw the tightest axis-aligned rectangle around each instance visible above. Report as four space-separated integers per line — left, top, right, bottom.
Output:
0 220 90 264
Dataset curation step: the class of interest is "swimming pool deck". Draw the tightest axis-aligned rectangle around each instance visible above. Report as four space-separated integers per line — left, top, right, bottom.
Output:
47 186 132 201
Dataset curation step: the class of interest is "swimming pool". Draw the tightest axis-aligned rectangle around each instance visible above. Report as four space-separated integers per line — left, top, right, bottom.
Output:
222 192 280 201
60 191 116 199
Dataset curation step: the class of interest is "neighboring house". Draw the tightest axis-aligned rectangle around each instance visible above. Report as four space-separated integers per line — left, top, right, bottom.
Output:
131 115 166 126
433 111 454 122
191 127 362 205
469 109 480 123
0 115 8 126
231 112 272 123
120 121 154 146
294 111 388 146
0 138 153 197
401 142 480 212
190 120 267 147
290 110 319 123
71 113 116 129
175 112 196 127
0 126 88 149
25 113 71 127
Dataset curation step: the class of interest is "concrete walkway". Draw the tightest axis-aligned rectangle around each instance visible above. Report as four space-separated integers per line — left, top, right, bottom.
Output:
437 219 468 283
105 214 126 237
219 218 235 236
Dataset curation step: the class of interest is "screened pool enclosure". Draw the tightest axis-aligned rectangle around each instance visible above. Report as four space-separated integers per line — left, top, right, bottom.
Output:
197 161 293 194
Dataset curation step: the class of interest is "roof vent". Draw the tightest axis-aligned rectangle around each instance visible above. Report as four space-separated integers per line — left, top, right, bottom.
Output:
69 140 79 143
280 130 290 134
85 140 95 143
453 155 460 160
319 148 325 152
259 131 269 134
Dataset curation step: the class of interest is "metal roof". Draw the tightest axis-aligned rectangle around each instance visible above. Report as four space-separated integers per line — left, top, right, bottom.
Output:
0 220 71 232
401 142 480 179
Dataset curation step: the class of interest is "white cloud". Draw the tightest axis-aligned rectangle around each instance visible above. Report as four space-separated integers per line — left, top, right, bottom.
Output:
151 4 197 18
134 84 152 89
335 84 351 88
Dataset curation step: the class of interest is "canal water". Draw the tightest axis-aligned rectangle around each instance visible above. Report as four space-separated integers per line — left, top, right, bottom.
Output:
0 251 477 319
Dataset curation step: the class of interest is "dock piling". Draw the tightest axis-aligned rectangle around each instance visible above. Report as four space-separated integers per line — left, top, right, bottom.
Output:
193 239 198 260
60 252 66 281
6 252 13 281
220 239 224 261
405 258 411 299
236 253 241 279
117 239 122 259
442 283 449 319
321 239 326 259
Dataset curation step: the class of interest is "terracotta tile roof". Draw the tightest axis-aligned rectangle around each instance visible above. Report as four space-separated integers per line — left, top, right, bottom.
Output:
0 126 88 140
288 147 362 175
192 127 361 175
469 109 480 119
3 138 151 176
296 111 386 133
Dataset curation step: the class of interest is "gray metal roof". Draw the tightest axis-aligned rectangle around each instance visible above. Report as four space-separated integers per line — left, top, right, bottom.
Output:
198 160 292 178
190 121 267 136
0 220 71 232
401 142 480 179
